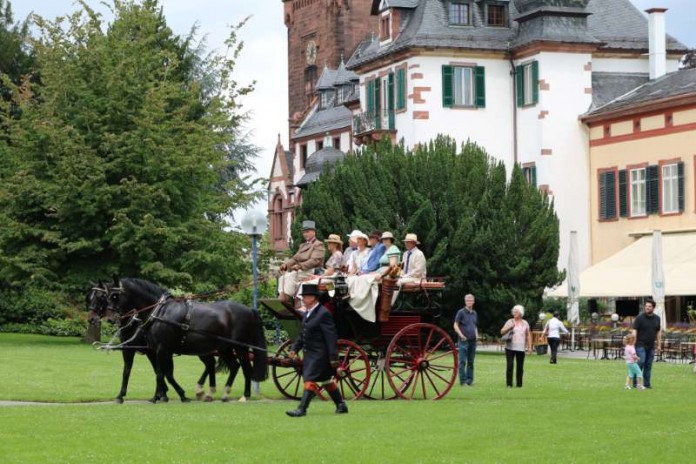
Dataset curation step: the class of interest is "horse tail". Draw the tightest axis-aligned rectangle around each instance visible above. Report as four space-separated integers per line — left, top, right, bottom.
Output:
251 311 269 382
215 355 230 374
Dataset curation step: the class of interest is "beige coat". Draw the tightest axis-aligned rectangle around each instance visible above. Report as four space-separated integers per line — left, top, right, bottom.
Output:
400 247 427 279
284 238 325 271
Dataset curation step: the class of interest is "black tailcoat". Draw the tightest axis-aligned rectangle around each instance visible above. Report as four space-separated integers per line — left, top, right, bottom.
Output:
291 304 338 382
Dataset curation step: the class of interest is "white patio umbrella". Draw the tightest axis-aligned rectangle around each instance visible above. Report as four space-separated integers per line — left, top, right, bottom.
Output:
567 231 580 349
651 230 667 331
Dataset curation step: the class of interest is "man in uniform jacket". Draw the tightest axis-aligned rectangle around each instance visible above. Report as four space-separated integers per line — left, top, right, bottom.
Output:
278 220 325 304
286 284 348 417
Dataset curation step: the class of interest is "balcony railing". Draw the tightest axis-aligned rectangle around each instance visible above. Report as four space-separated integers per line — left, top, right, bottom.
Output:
353 109 395 136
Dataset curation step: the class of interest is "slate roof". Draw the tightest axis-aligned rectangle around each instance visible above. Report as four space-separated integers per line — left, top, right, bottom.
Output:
293 104 353 139
349 0 687 69
284 150 294 180
590 72 650 110
296 147 346 186
334 60 359 86
586 68 696 117
316 67 339 90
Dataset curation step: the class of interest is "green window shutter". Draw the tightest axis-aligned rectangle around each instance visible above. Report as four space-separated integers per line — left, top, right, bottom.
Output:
516 65 524 107
618 169 628 217
646 165 660 214
532 61 539 104
366 79 375 114
532 166 537 187
442 65 453 108
678 161 685 212
374 77 382 130
599 171 617 220
396 68 406 110
475 66 486 108
388 72 395 129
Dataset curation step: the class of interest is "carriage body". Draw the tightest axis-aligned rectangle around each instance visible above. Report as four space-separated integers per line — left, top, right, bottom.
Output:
261 277 458 401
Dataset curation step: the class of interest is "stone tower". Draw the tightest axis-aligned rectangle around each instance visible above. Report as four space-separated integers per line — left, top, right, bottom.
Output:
283 0 378 126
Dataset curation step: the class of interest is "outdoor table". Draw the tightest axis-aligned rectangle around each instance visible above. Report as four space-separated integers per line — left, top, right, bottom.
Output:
588 337 614 360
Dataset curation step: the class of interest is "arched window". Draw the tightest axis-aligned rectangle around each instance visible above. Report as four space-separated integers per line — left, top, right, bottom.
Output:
272 194 285 242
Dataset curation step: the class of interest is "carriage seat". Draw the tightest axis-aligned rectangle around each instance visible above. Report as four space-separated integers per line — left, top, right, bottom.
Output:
398 280 446 293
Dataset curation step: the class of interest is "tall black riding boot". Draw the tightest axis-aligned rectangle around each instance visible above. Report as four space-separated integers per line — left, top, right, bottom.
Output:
286 390 315 417
327 388 348 414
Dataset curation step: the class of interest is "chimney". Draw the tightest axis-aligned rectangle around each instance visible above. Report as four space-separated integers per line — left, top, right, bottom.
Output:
646 7 668 80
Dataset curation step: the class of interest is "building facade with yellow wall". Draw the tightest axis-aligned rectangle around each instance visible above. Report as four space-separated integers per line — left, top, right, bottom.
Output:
584 68 696 265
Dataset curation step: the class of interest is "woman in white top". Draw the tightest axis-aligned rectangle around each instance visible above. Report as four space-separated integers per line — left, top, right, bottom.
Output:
500 305 532 388
543 311 569 364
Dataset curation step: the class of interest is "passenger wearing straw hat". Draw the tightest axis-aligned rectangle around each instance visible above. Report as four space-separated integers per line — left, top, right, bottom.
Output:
278 220 325 304
398 233 427 283
346 230 370 275
323 234 343 277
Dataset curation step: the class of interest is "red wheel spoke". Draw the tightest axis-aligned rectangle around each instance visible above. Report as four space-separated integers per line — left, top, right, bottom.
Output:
426 367 451 384
423 369 441 397
428 350 454 362
425 337 446 356
408 371 420 399
423 327 434 354
391 366 414 379
274 370 299 380
281 372 299 391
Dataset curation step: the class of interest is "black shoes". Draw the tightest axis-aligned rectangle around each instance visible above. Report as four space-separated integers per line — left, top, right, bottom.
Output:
286 390 315 418
335 402 349 414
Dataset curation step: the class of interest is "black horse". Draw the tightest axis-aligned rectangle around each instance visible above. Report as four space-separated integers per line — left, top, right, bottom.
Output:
106 277 268 402
87 282 170 403
88 282 234 402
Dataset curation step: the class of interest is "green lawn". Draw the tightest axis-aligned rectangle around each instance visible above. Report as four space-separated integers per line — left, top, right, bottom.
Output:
0 333 694 463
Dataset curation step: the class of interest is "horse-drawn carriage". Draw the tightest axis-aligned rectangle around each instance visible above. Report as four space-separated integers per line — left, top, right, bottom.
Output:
262 276 458 401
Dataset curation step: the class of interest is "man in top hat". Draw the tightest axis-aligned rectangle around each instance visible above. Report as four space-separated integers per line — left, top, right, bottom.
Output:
286 283 348 417
399 233 427 283
278 220 325 304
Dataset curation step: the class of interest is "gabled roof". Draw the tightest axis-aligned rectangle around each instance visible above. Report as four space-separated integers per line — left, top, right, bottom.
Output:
296 147 346 186
316 66 338 90
584 68 696 120
334 60 359 87
349 0 688 70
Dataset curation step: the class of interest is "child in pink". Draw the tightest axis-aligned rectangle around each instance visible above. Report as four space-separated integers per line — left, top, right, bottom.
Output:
624 334 645 390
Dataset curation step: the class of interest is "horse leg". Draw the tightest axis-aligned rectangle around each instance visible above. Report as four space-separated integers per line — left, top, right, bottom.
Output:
198 355 216 402
116 350 135 404
156 347 190 403
236 349 253 402
145 351 168 403
221 355 240 402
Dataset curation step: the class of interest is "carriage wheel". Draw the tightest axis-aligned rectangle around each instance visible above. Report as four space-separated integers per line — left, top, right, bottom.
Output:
271 339 305 400
385 323 458 400
363 350 400 400
334 339 371 401
271 339 329 401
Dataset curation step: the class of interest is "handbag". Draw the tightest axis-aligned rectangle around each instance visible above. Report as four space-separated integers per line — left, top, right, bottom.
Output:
501 325 514 342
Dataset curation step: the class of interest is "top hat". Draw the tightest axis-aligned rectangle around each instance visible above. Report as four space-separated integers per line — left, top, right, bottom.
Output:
299 283 321 297
302 220 316 231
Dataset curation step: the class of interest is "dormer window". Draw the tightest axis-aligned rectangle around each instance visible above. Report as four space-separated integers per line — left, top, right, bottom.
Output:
380 12 391 41
449 2 471 26
486 2 507 27
320 90 333 109
336 87 344 105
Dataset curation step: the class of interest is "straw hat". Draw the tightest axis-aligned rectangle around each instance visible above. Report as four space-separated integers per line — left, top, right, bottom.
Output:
380 231 394 240
403 233 420 244
324 234 343 246
348 230 368 241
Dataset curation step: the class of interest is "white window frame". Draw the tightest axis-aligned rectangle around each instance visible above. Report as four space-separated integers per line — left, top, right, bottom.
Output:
661 163 679 214
453 66 475 107
523 63 534 106
630 168 647 217
449 2 471 26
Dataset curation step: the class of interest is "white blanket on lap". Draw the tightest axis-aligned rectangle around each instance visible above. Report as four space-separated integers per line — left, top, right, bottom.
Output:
346 274 379 322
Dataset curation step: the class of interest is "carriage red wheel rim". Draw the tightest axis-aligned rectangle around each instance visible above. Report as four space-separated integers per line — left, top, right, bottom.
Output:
334 339 371 401
385 323 457 400
271 339 304 400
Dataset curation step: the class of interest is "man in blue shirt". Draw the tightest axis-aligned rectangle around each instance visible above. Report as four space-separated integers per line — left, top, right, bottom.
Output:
359 230 385 274
453 294 478 386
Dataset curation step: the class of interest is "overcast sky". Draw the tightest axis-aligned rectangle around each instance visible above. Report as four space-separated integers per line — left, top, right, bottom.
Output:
12 0 696 217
